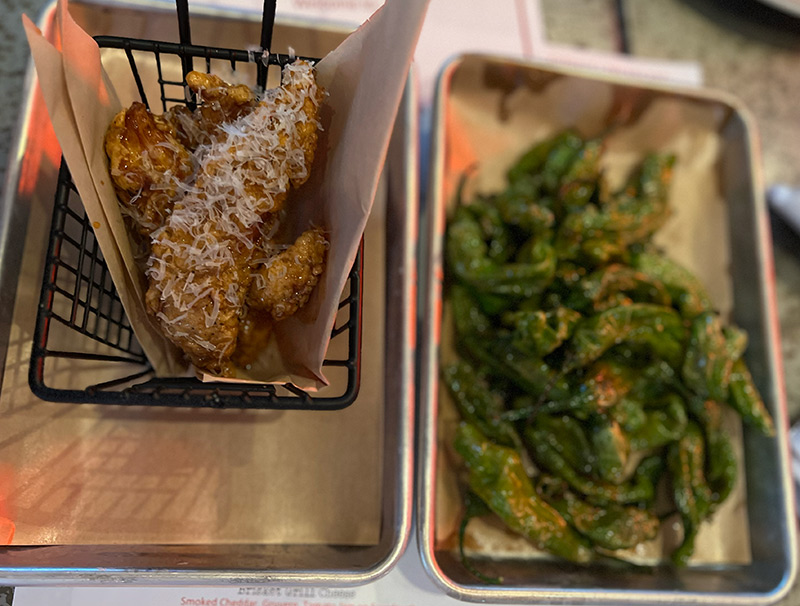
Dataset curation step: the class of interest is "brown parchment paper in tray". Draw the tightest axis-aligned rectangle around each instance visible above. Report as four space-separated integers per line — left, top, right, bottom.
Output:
435 56 751 565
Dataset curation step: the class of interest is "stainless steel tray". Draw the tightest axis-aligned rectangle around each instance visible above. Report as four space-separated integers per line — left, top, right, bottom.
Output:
417 54 797 604
0 0 416 584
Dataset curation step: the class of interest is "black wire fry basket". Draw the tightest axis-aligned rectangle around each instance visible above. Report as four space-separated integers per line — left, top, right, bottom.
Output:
28 0 362 410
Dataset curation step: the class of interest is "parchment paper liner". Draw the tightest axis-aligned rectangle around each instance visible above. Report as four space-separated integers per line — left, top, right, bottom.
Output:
23 0 429 389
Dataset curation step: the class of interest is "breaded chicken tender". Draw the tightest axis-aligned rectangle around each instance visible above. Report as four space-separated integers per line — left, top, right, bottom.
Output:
104 102 194 235
145 219 254 375
248 228 328 320
144 60 327 374
231 308 274 369
165 71 257 150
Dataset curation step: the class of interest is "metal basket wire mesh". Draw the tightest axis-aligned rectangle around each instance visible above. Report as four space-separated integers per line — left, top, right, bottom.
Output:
28 34 362 410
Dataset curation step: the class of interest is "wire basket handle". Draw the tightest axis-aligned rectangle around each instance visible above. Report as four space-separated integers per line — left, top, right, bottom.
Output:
258 0 278 88
174 0 278 90
175 0 194 82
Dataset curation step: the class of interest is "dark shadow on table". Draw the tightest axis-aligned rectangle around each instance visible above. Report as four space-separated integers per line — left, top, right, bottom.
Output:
678 0 800 46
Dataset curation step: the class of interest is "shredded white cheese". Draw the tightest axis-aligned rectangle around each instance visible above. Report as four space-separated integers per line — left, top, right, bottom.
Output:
145 61 321 356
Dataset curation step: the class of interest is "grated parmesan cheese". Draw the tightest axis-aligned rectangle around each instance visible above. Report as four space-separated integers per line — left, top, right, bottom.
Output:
144 60 322 371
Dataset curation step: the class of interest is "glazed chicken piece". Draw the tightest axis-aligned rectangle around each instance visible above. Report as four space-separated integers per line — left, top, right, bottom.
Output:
145 60 325 375
268 63 325 188
248 228 329 320
104 102 194 235
231 307 274 370
164 71 257 150
145 218 254 375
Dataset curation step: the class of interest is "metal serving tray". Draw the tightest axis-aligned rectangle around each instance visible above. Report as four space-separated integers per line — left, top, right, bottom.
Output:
0 0 416 584
417 54 797 604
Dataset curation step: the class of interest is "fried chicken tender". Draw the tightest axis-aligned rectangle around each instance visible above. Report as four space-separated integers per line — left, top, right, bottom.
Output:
104 102 194 234
248 228 329 320
145 220 253 375
231 308 274 369
164 71 257 150
144 60 325 375
270 68 324 188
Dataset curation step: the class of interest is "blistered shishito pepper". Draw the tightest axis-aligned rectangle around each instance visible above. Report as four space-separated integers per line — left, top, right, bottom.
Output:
452 287 571 400
446 205 493 284
541 131 585 193
453 312 570 406
447 206 556 299
682 312 737 402
728 358 776 437
507 135 562 185
527 425 662 505
494 186 555 237
533 414 597 476
633 251 713 319
558 138 603 213
455 423 594 563
443 360 522 450
667 422 713 566
590 416 631 485
579 236 630 266
505 306 581 358
469 198 513 264
554 154 675 264
569 263 672 312
565 303 686 372
603 153 675 243
547 489 660 551
686 398 738 508
629 394 688 451
554 206 625 264
538 358 637 419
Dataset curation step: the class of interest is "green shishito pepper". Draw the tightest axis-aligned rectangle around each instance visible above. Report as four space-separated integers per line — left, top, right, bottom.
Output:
504 306 581 358
451 285 571 400
443 360 522 450
728 358 776 437
526 423 662 506
443 131 776 573
565 303 686 371
570 263 672 313
686 398 738 508
682 312 739 402
633 251 713 319
629 394 688 451
447 205 556 300
590 415 631 485
455 423 594 564
547 490 660 551
667 423 713 566
554 154 675 264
